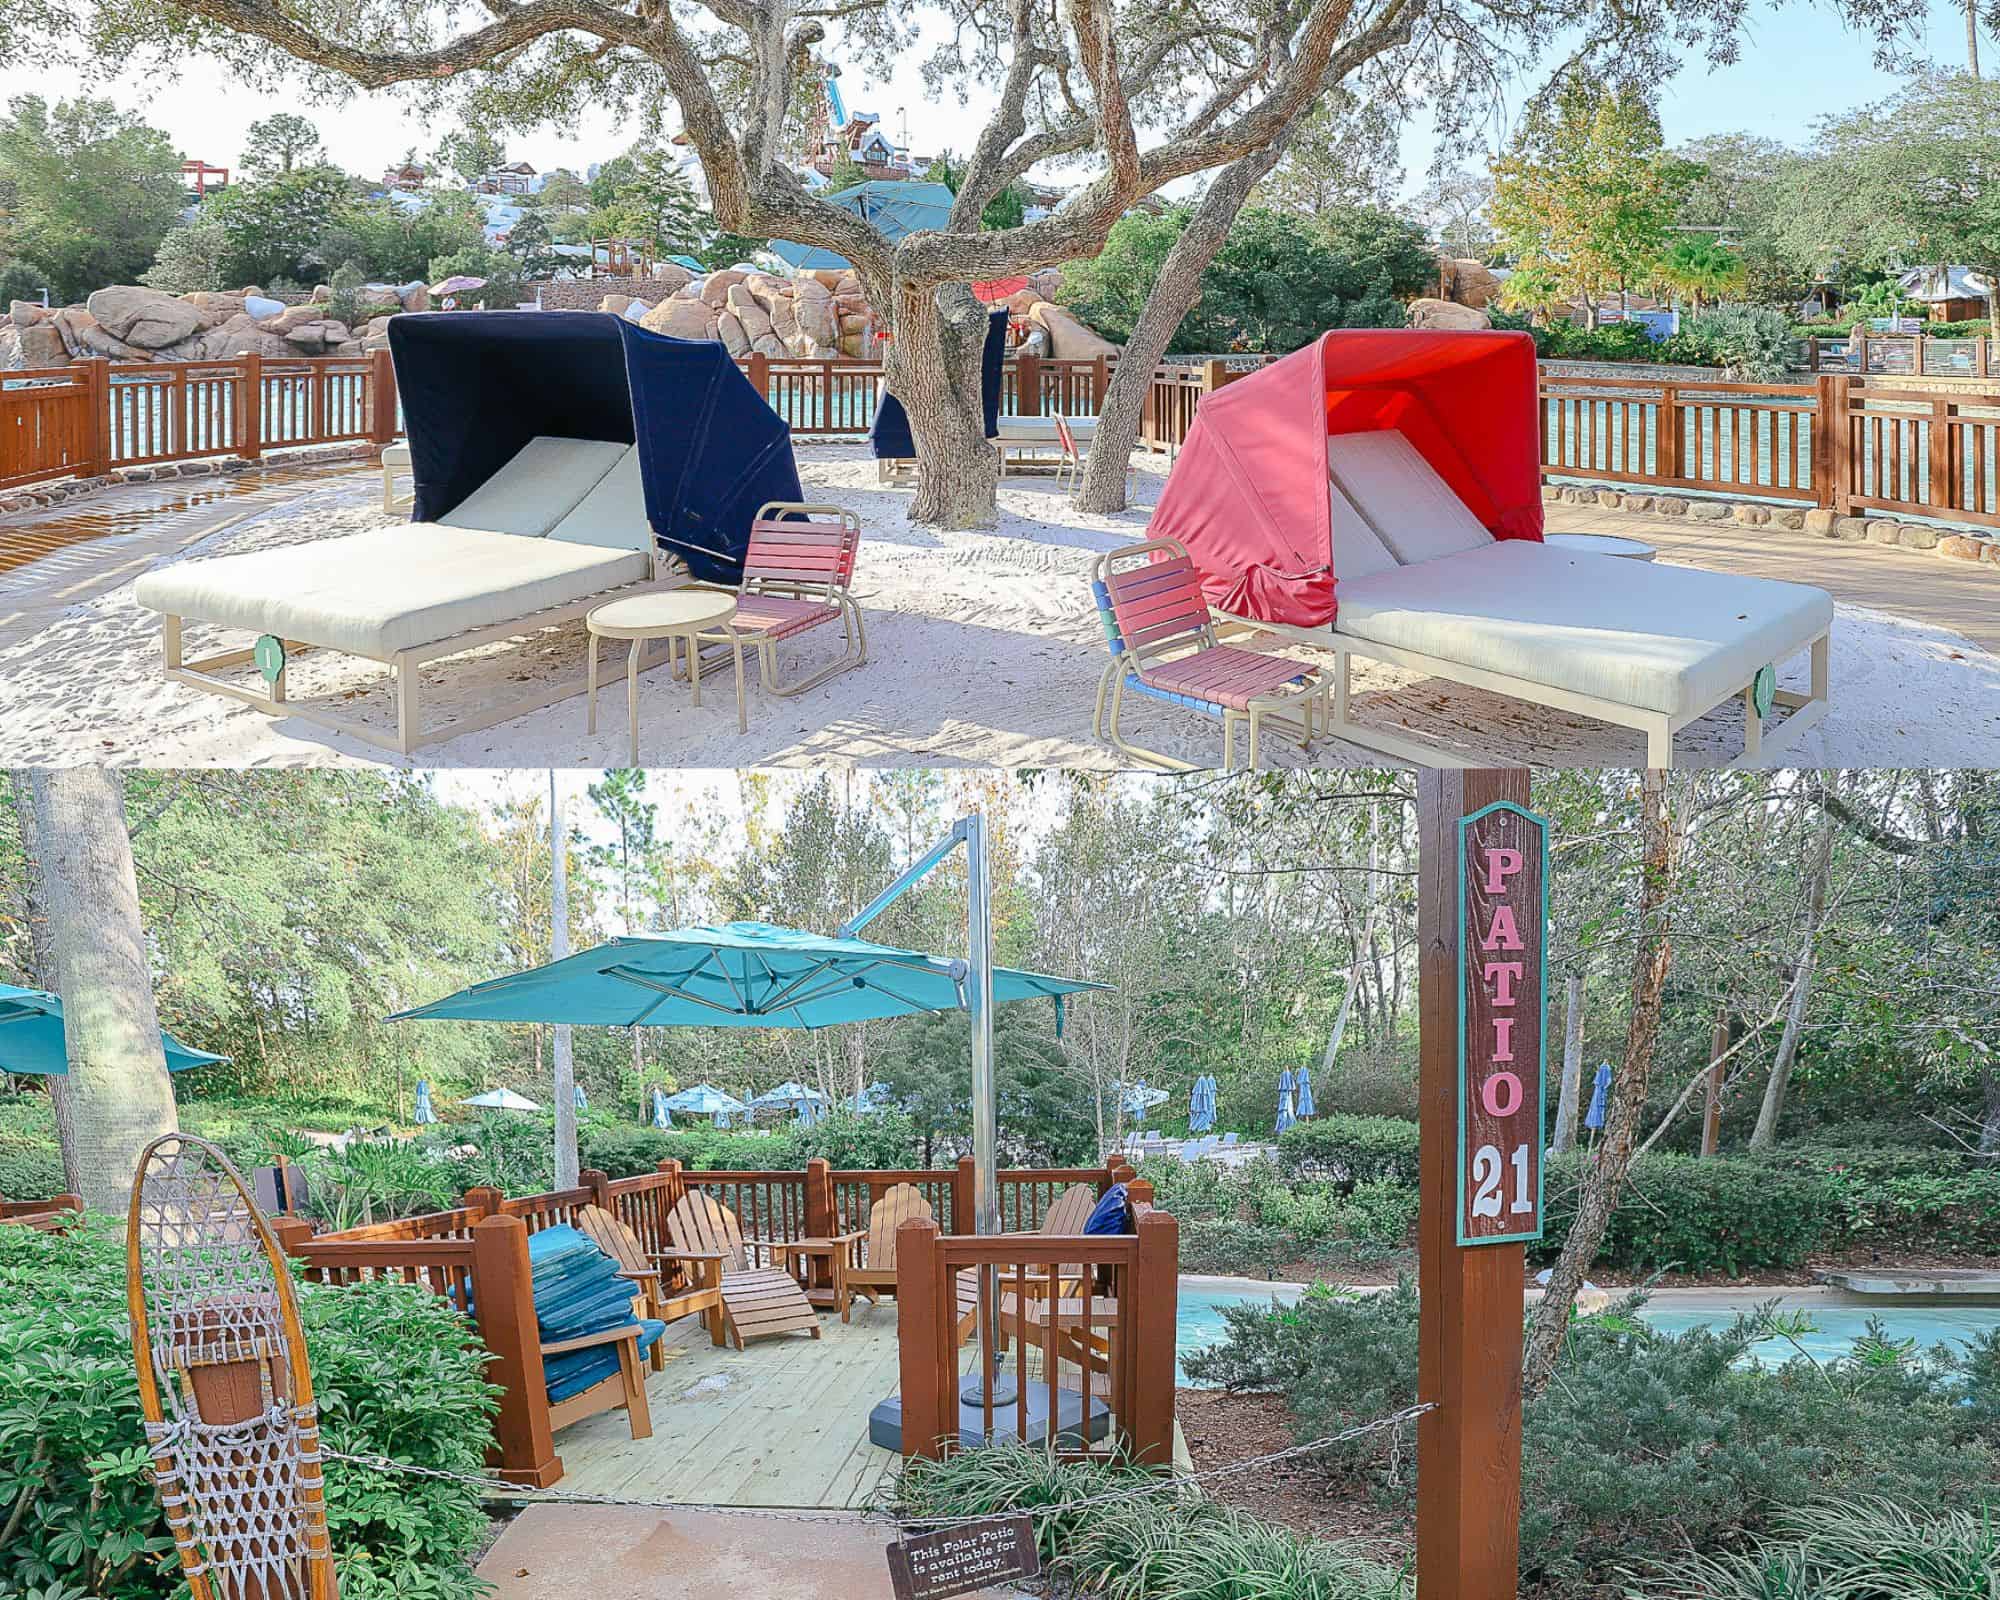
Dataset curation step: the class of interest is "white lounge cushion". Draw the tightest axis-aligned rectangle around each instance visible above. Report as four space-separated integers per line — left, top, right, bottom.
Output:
438 435 629 537
995 415 1096 443
1327 430 1494 566
1328 473 1400 583
1331 541 1833 719
548 447 651 551
136 525 649 659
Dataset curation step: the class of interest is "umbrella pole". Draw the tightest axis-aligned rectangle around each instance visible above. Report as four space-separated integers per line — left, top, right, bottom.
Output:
965 814 999 1237
550 771 578 1189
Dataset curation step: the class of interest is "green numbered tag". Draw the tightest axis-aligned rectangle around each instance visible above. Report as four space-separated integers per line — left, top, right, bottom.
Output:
254 634 287 685
1751 664 1776 719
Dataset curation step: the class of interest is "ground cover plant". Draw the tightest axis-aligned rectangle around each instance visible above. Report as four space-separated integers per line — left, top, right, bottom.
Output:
1186 1284 2000 1596
890 1445 1414 1600
0 1221 498 1600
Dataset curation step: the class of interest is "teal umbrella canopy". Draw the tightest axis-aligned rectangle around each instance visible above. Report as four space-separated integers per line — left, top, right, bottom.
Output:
768 180 956 272
661 1083 746 1116
750 1080 826 1109
0 983 226 1077
390 920 1106 1031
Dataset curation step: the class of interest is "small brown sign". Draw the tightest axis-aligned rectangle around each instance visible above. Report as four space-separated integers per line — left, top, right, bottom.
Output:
887 1515 1040 1600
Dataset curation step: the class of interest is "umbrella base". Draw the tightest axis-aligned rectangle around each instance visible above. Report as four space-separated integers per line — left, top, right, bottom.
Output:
868 1384 1112 1452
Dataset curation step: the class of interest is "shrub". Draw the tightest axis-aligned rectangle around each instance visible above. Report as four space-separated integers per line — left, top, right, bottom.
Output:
1535 1151 1827 1275
1180 1217 1294 1278
0 1221 498 1600
1191 1284 1999 1596
1747 1144 2000 1253
1277 1117 1420 1188
1682 305 1795 381
1141 1156 1235 1222
891 1444 1412 1600
1254 1178 1416 1263
0 1142 65 1202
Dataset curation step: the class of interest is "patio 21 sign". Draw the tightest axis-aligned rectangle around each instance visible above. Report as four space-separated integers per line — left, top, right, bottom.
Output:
1456 800 1549 1246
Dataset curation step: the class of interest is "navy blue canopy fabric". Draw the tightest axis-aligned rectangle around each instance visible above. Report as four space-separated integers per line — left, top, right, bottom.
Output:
615 319 805 583
391 312 634 524
869 307 1008 459
387 311 804 585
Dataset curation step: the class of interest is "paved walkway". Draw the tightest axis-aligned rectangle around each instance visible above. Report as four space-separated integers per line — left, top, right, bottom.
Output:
1544 499 2000 655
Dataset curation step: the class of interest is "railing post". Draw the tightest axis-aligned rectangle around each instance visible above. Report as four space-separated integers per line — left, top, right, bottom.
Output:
582 1168 612 1210
894 1217 948 1459
1853 329 1868 374
470 1214 561 1487
1929 396 1954 511
237 351 263 462
1088 354 1108 417
805 1157 835 1237
746 350 770 401
952 1155 975 1234
1016 352 1041 416
269 1216 314 1255
1126 1208 1178 1466
463 1185 504 1219
1822 375 1853 514
1655 386 1681 482
368 347 398 446
657 1159 686 1213
81 357 112 478
1202 358 1228 395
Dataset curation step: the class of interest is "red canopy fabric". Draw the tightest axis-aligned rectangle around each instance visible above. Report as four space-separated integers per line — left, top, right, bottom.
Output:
1149 330 1545 628
973 276 1031 303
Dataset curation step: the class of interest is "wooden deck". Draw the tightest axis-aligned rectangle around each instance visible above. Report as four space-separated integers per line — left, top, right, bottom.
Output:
541 1299 963 1509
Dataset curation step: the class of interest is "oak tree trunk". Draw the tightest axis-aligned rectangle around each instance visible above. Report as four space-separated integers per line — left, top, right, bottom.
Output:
1525 769 1676 1391
890 284 1000 529
20 769 179 1210
1075 141 1287 516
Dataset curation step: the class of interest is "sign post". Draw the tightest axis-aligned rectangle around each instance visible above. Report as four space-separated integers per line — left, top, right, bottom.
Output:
1416 770 1544 1600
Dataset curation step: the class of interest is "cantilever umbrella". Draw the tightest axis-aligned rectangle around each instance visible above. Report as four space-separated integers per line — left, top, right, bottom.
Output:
0 983 226 1077
389 920 1106 1032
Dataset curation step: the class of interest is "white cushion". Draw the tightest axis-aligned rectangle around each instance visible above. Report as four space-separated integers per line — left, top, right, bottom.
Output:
1331 541 1833 719
547 447 650 551
1326 430 1494 566
137 525 649 659
1327 473 1399 583
438 435 629 537
995 416 1096 443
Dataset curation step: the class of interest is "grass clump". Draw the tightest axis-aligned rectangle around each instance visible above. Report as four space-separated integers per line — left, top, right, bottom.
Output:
890 1445 1410 1600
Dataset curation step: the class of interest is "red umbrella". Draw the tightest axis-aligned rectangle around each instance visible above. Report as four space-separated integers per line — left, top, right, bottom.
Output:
972 276 1030 303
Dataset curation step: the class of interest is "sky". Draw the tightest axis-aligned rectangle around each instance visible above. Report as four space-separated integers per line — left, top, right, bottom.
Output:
2 0 1974 205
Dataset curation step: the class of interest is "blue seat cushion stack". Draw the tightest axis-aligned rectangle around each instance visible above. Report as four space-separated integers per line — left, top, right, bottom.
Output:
527 1224 666 1403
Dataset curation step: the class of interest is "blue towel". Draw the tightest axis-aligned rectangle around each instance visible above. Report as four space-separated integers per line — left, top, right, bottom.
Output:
1083 1182 1132 1236
528 1224 666 1401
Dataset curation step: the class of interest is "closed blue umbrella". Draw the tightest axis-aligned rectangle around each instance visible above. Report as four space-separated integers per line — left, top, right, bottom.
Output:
574 1082 589 1112
1293 1067 1316 1119
1188 1079 1208 1133
651 1086 674 1128
1276 1069 1297 1133
0 982 227 1077
413 1080 437 1124
1584 1062 1612 1131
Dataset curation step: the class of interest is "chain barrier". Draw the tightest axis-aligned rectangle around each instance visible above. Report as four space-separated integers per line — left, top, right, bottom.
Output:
322 1401 1434 1531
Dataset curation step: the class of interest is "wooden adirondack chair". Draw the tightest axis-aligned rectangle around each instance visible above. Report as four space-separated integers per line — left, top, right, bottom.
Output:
659 1191 822 1350
843 1183 981 1347
574 1203 725 1371
994 1182 1101 1352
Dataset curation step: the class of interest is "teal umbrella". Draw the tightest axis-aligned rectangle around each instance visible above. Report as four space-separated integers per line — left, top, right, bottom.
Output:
0 982 226 1077
769 180 956 272
662 1083 746 1119
390 920 1104 1031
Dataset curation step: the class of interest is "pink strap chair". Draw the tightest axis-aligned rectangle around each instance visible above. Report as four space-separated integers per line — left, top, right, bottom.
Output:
694 502 867 729
1091 538 1326 769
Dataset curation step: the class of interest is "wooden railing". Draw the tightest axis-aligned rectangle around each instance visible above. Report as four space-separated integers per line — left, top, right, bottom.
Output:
1798 332 1998 378
276 1156 1157 1489
737 351 1114 437
0 1192 83 1232
1831 377 2000 531
896 1179 1177 1466
1 351 400 492
1539 375 1820 502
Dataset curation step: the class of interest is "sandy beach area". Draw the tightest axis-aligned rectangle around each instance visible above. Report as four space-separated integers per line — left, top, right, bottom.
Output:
2 442 1996 769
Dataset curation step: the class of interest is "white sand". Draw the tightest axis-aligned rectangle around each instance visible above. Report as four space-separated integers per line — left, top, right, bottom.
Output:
3 442 1998 769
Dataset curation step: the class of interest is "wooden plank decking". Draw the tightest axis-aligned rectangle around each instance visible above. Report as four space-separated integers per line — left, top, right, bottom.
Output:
540 1299 967 1509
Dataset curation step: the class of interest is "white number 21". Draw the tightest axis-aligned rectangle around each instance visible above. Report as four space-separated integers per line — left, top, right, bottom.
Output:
1472 1144 1535 1220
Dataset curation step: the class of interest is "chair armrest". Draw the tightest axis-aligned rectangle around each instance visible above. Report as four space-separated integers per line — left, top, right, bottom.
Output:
652 1248 728 1263
540 1322 644 1358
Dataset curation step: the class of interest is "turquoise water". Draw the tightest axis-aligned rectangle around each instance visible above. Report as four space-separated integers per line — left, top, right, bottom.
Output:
1175 1284 1999 1386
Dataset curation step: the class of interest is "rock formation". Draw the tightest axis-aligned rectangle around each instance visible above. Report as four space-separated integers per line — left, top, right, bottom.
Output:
1407 297 1493 332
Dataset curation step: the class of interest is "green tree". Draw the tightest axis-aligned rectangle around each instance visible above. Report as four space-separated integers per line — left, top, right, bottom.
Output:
1652 235 1744 311
1253 90 1401 218
596 146 707 255
1767 72 2000 340
240 113 324 176
141 219 230 292
0 95 182 301
1671 132 1809 306
205 163 349 285
436 123 504 186
1490 80 1694 327
322 192 485 283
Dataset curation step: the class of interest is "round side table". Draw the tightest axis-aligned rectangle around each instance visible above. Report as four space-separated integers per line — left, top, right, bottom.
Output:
586 590 740 764
1544 531 1658 561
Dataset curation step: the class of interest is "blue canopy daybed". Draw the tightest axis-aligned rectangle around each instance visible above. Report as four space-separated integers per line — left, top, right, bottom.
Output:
135 311 807 754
